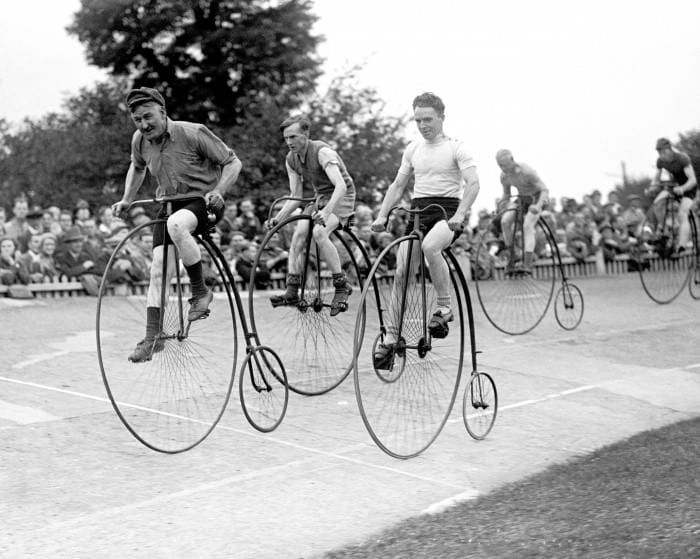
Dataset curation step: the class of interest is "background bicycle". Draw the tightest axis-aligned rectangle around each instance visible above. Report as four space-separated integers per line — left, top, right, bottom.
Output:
248 196 374 396
634 181 700 304
474 196 584 335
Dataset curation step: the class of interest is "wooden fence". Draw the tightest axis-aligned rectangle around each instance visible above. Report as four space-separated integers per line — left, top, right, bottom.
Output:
0 253 646 299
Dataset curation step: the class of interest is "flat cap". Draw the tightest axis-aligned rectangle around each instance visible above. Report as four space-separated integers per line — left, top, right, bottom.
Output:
126 87 166 110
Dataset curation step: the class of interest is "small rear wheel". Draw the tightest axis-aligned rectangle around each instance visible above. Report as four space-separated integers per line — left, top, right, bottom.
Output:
463 372 498 440
239 346 288 433
554 282 584 330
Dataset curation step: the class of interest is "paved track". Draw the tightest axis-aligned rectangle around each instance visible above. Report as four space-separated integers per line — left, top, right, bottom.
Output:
1 275 699 558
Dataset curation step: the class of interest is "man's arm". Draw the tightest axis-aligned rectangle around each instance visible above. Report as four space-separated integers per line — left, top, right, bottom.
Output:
679 161 697 194
205 156 242 210
271 162 303 224
318 158 347 223
449 167 480 230
531 174 549 213
113 162 147 217
372 172 411 231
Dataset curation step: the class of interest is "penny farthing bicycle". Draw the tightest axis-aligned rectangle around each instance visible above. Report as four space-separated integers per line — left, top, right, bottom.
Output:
96 194 289 453
635 182 700 304
474 196 584 335
352 204 497 459
247 197 375 397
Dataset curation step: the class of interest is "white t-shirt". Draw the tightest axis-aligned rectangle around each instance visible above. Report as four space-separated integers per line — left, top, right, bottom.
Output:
397 136 476 199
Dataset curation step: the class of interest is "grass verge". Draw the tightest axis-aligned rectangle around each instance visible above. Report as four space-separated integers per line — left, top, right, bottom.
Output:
322 416 700 558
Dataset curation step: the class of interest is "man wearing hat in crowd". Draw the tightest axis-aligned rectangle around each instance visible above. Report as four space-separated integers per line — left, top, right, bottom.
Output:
647 137 698 253
494 148 549 275
55 225 105 296
112 86 243 363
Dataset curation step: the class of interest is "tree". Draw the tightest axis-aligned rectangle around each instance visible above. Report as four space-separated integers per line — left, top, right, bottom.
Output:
307 68 410 205
67 0 323 127
0 81 134 209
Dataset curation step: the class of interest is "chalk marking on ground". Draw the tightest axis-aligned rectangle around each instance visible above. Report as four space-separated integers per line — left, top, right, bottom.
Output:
0 375 465 491
0 399 61 424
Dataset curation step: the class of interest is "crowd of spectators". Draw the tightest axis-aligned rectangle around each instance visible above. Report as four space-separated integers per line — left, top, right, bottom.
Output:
0 189 653 296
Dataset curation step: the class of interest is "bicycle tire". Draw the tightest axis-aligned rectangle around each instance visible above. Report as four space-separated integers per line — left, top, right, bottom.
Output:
249 215 368 396
554 282 584 330
688 213 700 300
638 201 691 304
475 210 556 335
462 372 498 440
353 235 465 459
96 221 238 453
239 345 289 432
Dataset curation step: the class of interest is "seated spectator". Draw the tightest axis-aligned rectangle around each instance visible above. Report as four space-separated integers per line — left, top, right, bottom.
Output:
565 212 593 262
216 202 241 246
237 198 263 241
599 223 624 263
258 231 289 273
57 211 74 239
620 194 646 238
17 232 44 283
235 241 271 289
0 236 30 285
41 209 63 236
55 226 106 296
5 196 33 252
96 205 116 237
37 233 59 280
227 231 248 268
81 218 107 253
73 199 92 230
102 227 149 286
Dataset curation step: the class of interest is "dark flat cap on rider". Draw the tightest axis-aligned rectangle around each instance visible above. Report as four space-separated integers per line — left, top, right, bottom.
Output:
655 137 672 150
126 87 166 110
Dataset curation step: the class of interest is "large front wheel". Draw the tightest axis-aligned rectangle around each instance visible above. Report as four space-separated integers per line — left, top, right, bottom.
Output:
353 235 466 459
638 201 691 304
249 215 368 395
474 212 556 335
96 222 238 453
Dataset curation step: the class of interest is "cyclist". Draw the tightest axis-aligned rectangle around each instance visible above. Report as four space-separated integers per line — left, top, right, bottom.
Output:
371 92 480 368
495 149 549 275
267 115 356 316
112 87 243 363
647 137 698 253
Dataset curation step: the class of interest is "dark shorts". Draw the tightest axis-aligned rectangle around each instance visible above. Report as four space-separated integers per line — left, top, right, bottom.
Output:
152 197 224 248
408 197 460 234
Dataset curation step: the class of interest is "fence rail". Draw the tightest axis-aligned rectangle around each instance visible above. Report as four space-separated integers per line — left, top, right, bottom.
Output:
0 253 653 299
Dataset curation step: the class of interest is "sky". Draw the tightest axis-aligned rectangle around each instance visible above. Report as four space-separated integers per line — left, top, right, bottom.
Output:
1 0 699 212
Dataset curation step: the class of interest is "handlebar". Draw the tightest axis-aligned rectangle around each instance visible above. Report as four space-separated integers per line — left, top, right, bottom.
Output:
266 196 319 223
126 193 205 211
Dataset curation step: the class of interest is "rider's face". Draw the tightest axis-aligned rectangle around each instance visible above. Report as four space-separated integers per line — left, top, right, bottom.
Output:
413 106 444 141
657 147 674 162
130 102 167 142
283 123 308 154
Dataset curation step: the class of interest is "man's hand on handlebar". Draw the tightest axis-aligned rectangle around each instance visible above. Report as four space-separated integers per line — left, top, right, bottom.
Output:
204 190 225 212
371 216 388 233
111 200 128 218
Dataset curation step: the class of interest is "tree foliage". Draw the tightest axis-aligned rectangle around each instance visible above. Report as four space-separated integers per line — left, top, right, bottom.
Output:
0 82 134 209
67 0 323 127
0 1 411 214
307 69 409 205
